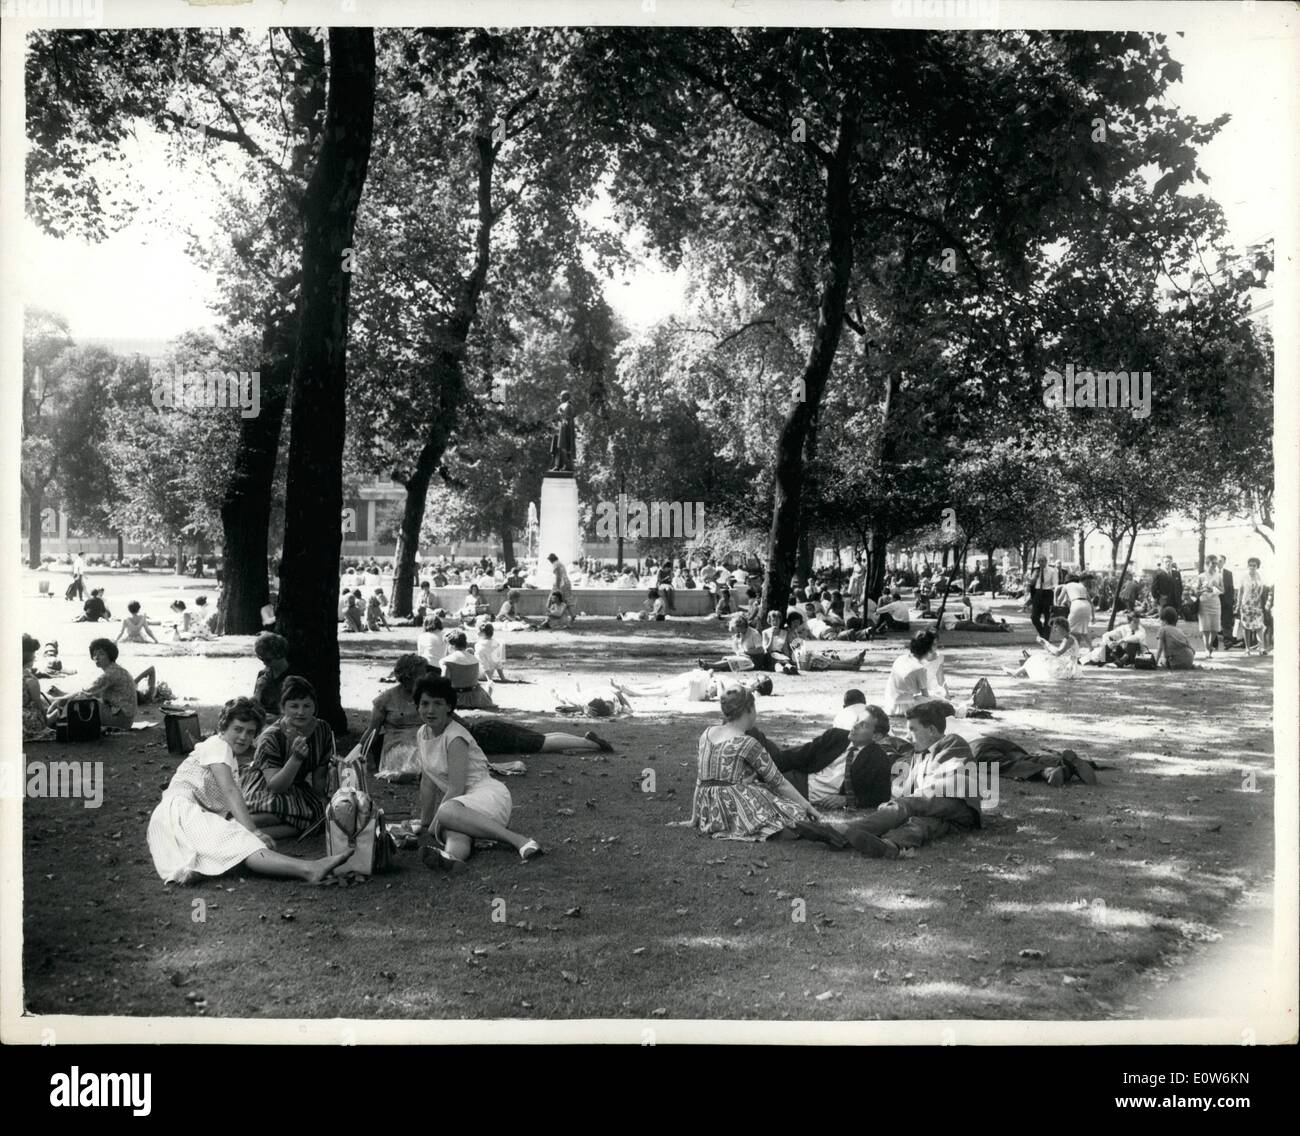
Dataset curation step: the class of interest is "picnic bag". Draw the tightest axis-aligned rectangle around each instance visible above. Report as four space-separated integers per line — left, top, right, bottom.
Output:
163 710 202 755
60 697 101 743
970 677 998 710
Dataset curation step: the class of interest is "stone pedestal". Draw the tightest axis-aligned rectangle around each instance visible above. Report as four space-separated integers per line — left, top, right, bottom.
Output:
534 473 580 584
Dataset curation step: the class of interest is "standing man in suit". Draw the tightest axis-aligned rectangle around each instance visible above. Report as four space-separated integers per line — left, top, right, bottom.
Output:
1152 558 1174 610
1028 555 1059 638
1218 554 1237 647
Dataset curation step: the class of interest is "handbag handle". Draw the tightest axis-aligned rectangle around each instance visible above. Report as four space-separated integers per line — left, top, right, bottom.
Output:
73 701 95 723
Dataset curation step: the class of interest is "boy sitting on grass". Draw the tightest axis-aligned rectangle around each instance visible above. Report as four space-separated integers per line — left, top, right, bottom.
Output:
841 699 981 859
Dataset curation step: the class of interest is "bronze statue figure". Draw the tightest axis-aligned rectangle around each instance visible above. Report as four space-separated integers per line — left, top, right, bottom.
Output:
549 390 577 473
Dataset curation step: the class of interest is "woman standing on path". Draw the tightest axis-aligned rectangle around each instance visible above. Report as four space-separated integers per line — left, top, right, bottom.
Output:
1196 556 1224 657
1237 558 1268 656
148 698 353 885
1057 573 1095 649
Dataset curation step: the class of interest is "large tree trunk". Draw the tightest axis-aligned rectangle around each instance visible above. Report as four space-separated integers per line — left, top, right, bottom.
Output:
175 541 187 576
276 28 376 732
219 323 292 634
865 538 888 601
759 114 857 622
1077 528 1086 571
390 450 437 618
1107 526 1139 632
26 492 43 568
499 521 516 571
116 533 124 563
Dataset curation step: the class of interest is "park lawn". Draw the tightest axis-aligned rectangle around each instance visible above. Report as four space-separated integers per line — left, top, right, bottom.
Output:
20 603 1275 1022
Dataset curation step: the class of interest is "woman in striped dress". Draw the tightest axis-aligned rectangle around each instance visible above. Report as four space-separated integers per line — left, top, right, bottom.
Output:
148 697 353 884
239 675 335 839
690 688 824 841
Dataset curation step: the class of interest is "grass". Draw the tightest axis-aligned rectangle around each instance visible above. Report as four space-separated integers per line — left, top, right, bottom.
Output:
20 579 1275 1021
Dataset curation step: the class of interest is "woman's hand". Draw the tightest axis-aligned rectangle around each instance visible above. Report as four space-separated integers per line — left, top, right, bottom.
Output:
805 805 824 822
290 735 309 761
256 831 276 850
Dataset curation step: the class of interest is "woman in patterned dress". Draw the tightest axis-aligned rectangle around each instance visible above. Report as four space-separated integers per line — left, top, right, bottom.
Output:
690 687 826 842
148 697 353 885
46 637 138 728
371 653 429 782
22 634 55 741
1236 557 1267 655
239 675 335 840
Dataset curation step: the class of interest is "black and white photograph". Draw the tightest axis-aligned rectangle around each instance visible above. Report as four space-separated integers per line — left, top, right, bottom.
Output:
2 0 1296 1072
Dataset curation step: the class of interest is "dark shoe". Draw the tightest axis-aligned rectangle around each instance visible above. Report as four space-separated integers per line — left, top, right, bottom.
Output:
846 829 900 859
585 730 614 753
794 819 850 849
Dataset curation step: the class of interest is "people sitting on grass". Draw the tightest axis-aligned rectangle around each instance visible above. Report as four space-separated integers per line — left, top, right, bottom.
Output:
542 590 576 629
148 697 353 886
77 588 111 623
366 589 391 632
840 700 981 859
193 594 221 638
1006 616 1079 680
416 613 448 667
713 585 734 620
458 583 489 627
762 610 801 674
116 600 159 644
238 675 336 840
371 653 430 782
687 687 845 846
1154 605 1197 670
22 634 55 741
748 702 897 810
495 589 538 632
46 638 138 730
618 587 667 622
1083 613 1151 667
252 631 291 716
700 614 766 672
343 590 365 633
472 622 509 681
440 630 497 710
412 675 544 871
882 629 938 716
873 592 912 633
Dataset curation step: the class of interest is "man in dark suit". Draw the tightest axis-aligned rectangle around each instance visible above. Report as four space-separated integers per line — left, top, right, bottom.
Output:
1028 556 1059 637
1152 559 1173 610
843 700 983 858
1218 555 1237 646
1169 560 1184 610
747 703 903 809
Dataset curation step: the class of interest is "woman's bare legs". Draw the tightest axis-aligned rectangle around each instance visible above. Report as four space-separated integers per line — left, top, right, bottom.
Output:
247 814 302 841
434 800 533 856
540 733 601 752
244 846 354 883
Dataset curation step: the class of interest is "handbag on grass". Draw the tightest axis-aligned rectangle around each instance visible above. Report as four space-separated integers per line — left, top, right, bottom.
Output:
61 697 102 743
970 677 998 710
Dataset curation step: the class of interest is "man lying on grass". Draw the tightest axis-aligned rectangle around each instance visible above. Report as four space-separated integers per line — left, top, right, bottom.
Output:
841 700 981 859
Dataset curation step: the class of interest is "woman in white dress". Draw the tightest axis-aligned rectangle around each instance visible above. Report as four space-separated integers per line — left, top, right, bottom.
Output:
412 675 543 871
1006 616 1079 680
147 697 353 885
1056 574 1094 648
882 629 937 715
416 614 448 667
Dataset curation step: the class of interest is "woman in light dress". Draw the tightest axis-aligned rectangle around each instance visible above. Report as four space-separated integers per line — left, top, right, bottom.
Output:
1196 556 1224 657
412 675 544 870
1237 557 1268 656
689 688 841 844
416 614 448 666
1006 616 1079 680
116 601 160 644
147 697 353 885
371 653 430 782
1056 574 1094 649
700 614 764 672
882 630 938 715
22 634 55 741
762 610 801 674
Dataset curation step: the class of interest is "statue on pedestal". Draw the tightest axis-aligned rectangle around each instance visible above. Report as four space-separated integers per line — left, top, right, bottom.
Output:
548 390 577 473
